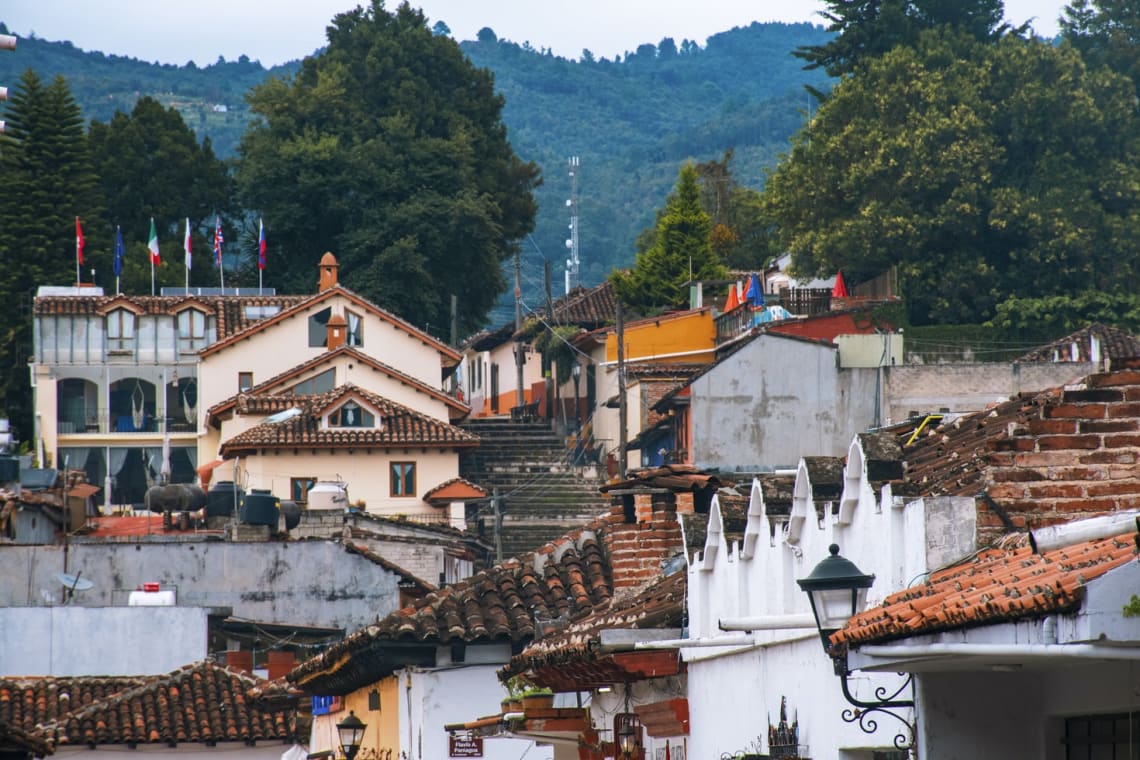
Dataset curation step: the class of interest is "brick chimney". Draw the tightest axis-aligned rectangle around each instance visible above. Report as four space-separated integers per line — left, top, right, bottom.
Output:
226 649 253 674
327 310 347 350
602 493 684 591
318 252 339 292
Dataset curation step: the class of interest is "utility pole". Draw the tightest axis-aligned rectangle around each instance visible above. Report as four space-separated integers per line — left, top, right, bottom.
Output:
544 260 554 421
616 300 627 480
514 248 524 409
492 487 503 564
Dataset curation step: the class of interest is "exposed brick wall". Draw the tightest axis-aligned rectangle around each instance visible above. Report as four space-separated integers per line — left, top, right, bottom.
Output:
978 372 1140 544
601 497 683 590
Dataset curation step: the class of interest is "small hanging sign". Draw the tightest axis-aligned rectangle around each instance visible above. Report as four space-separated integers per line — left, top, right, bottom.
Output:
448 736 483 757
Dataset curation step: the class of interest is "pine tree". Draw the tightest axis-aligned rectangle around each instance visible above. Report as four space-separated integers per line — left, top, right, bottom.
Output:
611 163 726 312
0 69 103 442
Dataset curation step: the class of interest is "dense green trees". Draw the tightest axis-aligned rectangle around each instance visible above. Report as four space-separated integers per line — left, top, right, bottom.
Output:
763 30 1140 325
235 0 540 335
611 163 726 312
0 70 103 440
796 0 1013 77
88 96 234 293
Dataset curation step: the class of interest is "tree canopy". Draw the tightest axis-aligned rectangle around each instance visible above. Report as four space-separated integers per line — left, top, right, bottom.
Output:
764 30 1140 325
235 0 540 336
87 96 234 293
611 162 726 312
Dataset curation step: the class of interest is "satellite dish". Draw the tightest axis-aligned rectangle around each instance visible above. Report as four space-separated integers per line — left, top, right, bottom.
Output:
265 408 301 424
55 572 94 592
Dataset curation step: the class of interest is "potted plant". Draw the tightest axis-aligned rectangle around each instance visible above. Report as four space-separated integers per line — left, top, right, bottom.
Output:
501 675 527 713
520 687 554 711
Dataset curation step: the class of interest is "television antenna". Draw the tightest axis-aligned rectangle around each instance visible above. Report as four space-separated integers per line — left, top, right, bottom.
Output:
55 571 95 604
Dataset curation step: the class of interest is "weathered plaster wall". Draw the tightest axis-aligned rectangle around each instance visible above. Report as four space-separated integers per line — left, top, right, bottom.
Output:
882 362 1097 425
0 540 401 632
690 334 879 470
0 606 209 676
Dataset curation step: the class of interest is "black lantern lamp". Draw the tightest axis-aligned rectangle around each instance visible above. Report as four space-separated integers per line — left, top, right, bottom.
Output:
614 711 642 758
797 544 916 754
797 543 875 655
337 710 367 760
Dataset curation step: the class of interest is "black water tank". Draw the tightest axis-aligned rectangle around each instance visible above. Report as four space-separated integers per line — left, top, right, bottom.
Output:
280 500 302 531
0 456 18 483
207 480 244 517
241 488 280 526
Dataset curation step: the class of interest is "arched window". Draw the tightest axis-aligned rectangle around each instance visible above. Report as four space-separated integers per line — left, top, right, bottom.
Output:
177 309 207 352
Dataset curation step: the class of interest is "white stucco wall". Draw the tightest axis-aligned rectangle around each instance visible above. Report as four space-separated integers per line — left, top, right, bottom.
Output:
399 660 551 760
690 334 880 470
684 437 978 759
0 606 209 676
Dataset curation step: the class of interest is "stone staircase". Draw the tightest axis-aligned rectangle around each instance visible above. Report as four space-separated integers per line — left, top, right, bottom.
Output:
459 418 612 560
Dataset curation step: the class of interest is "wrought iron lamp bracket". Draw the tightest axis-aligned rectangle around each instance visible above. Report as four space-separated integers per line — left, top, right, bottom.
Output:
833 649 916 754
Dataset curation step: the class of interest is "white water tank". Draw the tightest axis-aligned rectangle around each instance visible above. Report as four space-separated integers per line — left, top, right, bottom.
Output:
307 481 348 509
128 582 176 606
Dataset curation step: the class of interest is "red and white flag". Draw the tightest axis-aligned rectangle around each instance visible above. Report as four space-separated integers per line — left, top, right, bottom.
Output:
75 217 85 265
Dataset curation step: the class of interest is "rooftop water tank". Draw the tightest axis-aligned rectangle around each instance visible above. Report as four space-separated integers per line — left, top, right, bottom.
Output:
207 480 244 517
128 581 176 606
280 500 302 531
307 481 348 509
241 489 280 527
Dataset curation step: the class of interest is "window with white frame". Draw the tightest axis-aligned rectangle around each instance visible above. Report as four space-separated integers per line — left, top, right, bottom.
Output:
346 309 363 347
176 309 207 353
106 309 136 352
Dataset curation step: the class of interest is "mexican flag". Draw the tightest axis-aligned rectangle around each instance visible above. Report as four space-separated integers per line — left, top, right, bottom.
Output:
148 218 161 265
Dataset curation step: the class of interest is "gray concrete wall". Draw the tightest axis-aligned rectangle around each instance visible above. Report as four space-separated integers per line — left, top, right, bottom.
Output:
0 606 209 676
0 540 401 632
690 334 879 471
882 362 1097 424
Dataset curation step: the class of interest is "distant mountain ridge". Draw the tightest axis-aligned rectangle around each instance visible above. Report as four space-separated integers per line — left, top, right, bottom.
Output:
0 21 832 324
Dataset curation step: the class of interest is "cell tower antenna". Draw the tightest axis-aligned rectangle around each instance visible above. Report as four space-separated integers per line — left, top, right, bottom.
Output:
564 156 580 295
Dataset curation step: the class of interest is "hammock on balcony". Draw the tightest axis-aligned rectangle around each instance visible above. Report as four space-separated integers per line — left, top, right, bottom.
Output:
131 382 145 430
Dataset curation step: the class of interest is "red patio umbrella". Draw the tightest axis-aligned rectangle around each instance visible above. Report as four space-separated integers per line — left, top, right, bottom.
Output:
831 270 849 298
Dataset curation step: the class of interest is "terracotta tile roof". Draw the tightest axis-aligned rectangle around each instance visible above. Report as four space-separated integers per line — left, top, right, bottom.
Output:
834 530 1139 647
199 285 460 362
0 661 296 748
218 384 478 457
1016 323 1140 364
0 718 53 756
501 569 686 686
600 464 730 494
34 294 309 341
545 281 618 327
288 505 685 696
422 477 488 503
206 345 468 425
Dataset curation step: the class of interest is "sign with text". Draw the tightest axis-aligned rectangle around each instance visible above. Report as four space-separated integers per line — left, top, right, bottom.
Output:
449 736 483 757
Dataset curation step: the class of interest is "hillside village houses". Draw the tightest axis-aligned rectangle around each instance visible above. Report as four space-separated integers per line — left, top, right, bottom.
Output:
11 250 1140 760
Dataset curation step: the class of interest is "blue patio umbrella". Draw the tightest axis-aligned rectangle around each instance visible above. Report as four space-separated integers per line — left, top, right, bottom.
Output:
745 272 765 307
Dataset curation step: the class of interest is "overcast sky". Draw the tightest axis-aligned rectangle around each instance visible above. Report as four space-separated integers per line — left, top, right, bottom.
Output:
3 0 1069 68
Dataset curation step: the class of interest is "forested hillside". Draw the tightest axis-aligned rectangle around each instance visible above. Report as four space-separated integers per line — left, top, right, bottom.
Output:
0 20 830 322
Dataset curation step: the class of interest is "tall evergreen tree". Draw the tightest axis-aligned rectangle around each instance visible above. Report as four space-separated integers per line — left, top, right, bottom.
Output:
235 0 539 336
0 69 103 443
796 0 1013 77
611 162 725 312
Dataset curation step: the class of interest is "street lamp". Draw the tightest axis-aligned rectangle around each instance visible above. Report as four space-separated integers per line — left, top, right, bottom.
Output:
614 711 642 758
336 710 367 760
797 544 915 754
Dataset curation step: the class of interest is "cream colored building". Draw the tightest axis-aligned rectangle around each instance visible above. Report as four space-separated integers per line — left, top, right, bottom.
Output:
31 254 481 523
